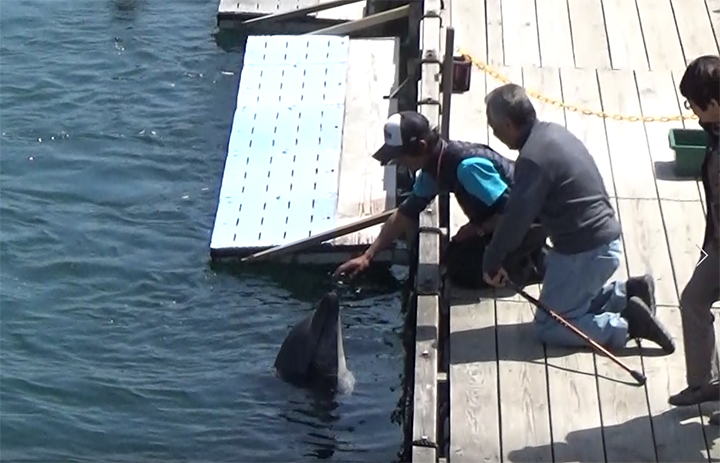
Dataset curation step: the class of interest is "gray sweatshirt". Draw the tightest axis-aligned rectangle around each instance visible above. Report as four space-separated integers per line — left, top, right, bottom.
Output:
482 120 621 275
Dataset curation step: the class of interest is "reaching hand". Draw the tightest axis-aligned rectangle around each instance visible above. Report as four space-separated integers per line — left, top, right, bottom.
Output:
333 254 371 279
483 267 508 288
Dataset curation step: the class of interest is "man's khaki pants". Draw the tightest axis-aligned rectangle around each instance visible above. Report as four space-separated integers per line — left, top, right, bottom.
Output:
680 242 720 387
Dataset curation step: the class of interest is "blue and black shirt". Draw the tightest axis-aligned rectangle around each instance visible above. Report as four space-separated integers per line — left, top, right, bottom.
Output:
397 139 515 225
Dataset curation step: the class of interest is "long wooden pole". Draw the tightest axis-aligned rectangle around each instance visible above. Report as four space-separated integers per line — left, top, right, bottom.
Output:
240 208 397 263
241 0 364 26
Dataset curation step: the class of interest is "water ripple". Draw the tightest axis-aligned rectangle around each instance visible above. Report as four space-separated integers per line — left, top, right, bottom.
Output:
0 0 405 461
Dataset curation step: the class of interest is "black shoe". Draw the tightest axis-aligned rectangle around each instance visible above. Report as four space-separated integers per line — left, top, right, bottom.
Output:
668 383 720 406
627 274 656 315
623 296 675 354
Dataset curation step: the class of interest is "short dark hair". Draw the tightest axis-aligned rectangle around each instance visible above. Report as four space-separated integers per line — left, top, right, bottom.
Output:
484 83 537 129
679 55 720 111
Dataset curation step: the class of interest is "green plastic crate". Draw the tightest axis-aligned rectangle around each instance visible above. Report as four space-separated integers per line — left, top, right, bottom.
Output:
668 128 707 178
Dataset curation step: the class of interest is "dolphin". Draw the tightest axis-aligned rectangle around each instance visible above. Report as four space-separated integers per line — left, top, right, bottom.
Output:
274 291 355 394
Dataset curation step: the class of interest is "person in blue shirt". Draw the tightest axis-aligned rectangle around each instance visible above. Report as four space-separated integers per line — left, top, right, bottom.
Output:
333 110 546 283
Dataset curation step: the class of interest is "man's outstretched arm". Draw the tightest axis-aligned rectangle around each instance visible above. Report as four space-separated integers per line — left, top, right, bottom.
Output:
482 157 550 276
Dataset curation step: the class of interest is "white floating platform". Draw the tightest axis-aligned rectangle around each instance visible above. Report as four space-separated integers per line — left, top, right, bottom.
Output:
210 35 402 264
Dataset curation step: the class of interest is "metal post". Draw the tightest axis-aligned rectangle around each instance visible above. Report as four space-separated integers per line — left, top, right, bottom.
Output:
438 26 454 231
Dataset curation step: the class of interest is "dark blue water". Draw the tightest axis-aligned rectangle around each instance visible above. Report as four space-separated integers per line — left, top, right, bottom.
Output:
0 1 406 461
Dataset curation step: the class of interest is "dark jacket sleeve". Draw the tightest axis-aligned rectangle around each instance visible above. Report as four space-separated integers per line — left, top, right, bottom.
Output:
482 157 550 275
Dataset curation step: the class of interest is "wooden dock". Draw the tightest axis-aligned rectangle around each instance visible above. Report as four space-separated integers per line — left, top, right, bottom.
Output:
209 33 402 264
209 0 720 459
416 0 720 461
217 0 365 30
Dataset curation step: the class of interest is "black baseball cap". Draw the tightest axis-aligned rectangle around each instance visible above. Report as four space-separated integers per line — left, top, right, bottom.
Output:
371 111 433 166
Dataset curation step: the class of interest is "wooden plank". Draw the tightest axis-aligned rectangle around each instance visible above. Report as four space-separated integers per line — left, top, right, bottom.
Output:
451 0 487 67
660 199 708 304
560 67 617 198
644 306 711 463
618 198 678 306
449 298 502 462
495 299 552 462
241 0 362 24
449 7 489 237
671 0 720 64
706 0 720 51
567 0 612 69
536 0 574 67
597 69 657 199
412 295 439 461
417 207 442 293
333 38 399 247
486 0 504 66
596 71 655 459
595 309 655 459
635 69 702 201
218 0 363 21
602 0 649 70
502 0 540 67
635 0 686 72
703 312 720 460
525 66 605 463
411 0 443 459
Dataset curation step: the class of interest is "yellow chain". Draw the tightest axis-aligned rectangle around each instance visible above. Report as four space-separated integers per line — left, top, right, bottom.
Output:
456 49 698 123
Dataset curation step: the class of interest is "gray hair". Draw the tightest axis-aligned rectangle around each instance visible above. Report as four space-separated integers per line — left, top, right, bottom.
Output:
484 83 537 128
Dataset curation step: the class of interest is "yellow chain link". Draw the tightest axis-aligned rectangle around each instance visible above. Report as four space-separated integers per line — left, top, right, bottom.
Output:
456 48 698 123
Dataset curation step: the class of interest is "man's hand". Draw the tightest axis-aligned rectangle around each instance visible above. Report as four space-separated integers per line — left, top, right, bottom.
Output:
333 254 371 279
453 222 482 242
483 267 508 287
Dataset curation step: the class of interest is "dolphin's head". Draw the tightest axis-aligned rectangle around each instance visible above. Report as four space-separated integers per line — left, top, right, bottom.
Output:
307 291 341 383
274 291 354 394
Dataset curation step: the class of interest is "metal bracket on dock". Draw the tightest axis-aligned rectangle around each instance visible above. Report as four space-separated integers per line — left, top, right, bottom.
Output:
412 438 439 449
419 10 443 25
418 226 446 236
417 97 441 107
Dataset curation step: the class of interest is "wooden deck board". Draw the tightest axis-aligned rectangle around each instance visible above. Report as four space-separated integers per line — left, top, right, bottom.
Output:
496 300 552 463
602 0 649 70
585 69 655 463
670 0 720 64
636 0 686 72
536 0 575 68
560 67 617 198
501 0 540 67
598 69 657 200
594 324 655 459
644 307 711 463
703 310 720 460
530 67 606 463
706 0 720 51
635 69 702 201
617 198 678 307
486 0 504 66
448 5 489 237
449 298 502 461
333 38 398 246
217 0 363 21
660 199 707 300
567 0 612 69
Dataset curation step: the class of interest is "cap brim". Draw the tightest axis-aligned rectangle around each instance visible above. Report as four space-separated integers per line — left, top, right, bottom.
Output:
371 144 404 166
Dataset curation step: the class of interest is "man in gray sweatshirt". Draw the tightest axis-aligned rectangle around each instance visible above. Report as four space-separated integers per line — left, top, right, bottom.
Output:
481 83 675 353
